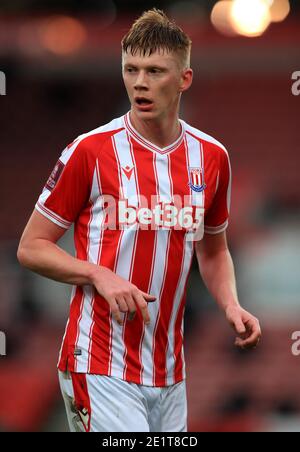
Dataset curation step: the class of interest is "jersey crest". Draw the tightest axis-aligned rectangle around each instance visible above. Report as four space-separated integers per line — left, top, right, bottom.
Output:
188 167 206 192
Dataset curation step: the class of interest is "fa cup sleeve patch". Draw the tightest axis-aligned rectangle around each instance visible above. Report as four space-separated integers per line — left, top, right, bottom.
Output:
45 159 65 191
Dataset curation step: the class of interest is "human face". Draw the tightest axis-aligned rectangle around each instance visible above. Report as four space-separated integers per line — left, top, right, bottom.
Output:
122 49 192 122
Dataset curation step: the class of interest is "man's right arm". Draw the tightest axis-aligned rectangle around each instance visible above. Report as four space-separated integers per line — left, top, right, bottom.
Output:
17 210 156 325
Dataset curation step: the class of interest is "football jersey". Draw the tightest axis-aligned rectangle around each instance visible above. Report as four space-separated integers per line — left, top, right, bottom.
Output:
35 112 231 387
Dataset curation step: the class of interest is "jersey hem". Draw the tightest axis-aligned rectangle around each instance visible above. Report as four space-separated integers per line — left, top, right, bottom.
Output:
57 361 185 388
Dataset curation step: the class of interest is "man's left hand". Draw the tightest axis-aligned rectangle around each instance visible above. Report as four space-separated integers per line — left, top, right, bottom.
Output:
225 305 261 350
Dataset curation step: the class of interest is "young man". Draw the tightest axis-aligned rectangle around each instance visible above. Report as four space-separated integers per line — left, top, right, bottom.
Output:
17 9 261 432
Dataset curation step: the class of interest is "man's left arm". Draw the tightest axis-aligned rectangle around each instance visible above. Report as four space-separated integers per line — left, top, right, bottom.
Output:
195 231 261 349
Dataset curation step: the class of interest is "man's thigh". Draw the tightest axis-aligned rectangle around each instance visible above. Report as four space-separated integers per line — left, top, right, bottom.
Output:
140 380 187 432
160 381 187 432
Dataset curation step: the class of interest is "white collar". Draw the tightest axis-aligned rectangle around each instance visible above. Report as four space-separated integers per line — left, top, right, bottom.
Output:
124 112 185 155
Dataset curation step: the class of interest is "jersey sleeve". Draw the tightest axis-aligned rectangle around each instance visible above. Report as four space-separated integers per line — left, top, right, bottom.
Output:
204 148 232 235
35 138 91 229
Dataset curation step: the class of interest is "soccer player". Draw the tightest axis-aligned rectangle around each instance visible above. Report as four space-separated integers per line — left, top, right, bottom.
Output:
17 9 261 432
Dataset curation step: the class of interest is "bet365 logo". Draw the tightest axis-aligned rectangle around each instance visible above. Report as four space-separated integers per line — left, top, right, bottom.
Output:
0 71 6 96
291 71 300 96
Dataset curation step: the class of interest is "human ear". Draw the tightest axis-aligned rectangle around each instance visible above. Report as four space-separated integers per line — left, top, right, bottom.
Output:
179 68 193 93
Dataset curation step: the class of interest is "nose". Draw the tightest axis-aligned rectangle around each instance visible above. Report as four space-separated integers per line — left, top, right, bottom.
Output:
134 70 148 91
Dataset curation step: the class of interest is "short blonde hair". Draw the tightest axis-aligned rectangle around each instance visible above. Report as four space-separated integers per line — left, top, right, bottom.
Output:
121 9 192 69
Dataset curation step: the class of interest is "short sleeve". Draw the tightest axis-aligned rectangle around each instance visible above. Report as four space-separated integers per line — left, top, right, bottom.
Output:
35 139 91 229
204 148 231 235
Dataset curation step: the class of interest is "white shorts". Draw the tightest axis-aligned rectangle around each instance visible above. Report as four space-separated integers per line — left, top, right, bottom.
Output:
58 370 187 432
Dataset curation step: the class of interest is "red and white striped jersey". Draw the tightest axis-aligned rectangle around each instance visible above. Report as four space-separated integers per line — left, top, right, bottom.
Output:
35 112 231 387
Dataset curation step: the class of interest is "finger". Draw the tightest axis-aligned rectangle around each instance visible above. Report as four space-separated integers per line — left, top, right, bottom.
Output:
235 341 258 350
235 332 261 349
133 292 151 324
128 311 136 321
242 322 261 343
109 299 123 326
245 318 261 335
230 316 246 335
116 297 129 314
140 291 156 302
239 325 260 342
124 294 137 321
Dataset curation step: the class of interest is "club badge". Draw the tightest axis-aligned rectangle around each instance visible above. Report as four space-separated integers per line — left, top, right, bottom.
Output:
188 167 206 192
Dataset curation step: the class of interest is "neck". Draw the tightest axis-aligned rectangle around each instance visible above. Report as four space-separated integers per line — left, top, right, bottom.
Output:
129 110 181 148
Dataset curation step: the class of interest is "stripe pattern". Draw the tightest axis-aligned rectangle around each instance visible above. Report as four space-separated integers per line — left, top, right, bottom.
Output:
35 114 231 387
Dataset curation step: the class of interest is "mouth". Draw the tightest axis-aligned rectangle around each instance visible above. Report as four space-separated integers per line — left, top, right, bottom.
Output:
134 97 154 111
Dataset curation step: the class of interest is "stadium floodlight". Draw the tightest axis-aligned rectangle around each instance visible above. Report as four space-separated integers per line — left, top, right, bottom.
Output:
230 0 271 37
211 1 237 37
269 0 290 23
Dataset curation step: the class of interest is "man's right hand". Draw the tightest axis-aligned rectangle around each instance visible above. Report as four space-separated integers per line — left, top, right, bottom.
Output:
17 211 156 326
91 266 156 326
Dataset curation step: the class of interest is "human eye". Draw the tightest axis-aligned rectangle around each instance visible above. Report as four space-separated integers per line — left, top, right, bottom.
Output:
126 66 136 73
149 68 161 74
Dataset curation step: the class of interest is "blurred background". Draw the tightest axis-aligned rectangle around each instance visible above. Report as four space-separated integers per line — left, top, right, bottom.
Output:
0 0 299 432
